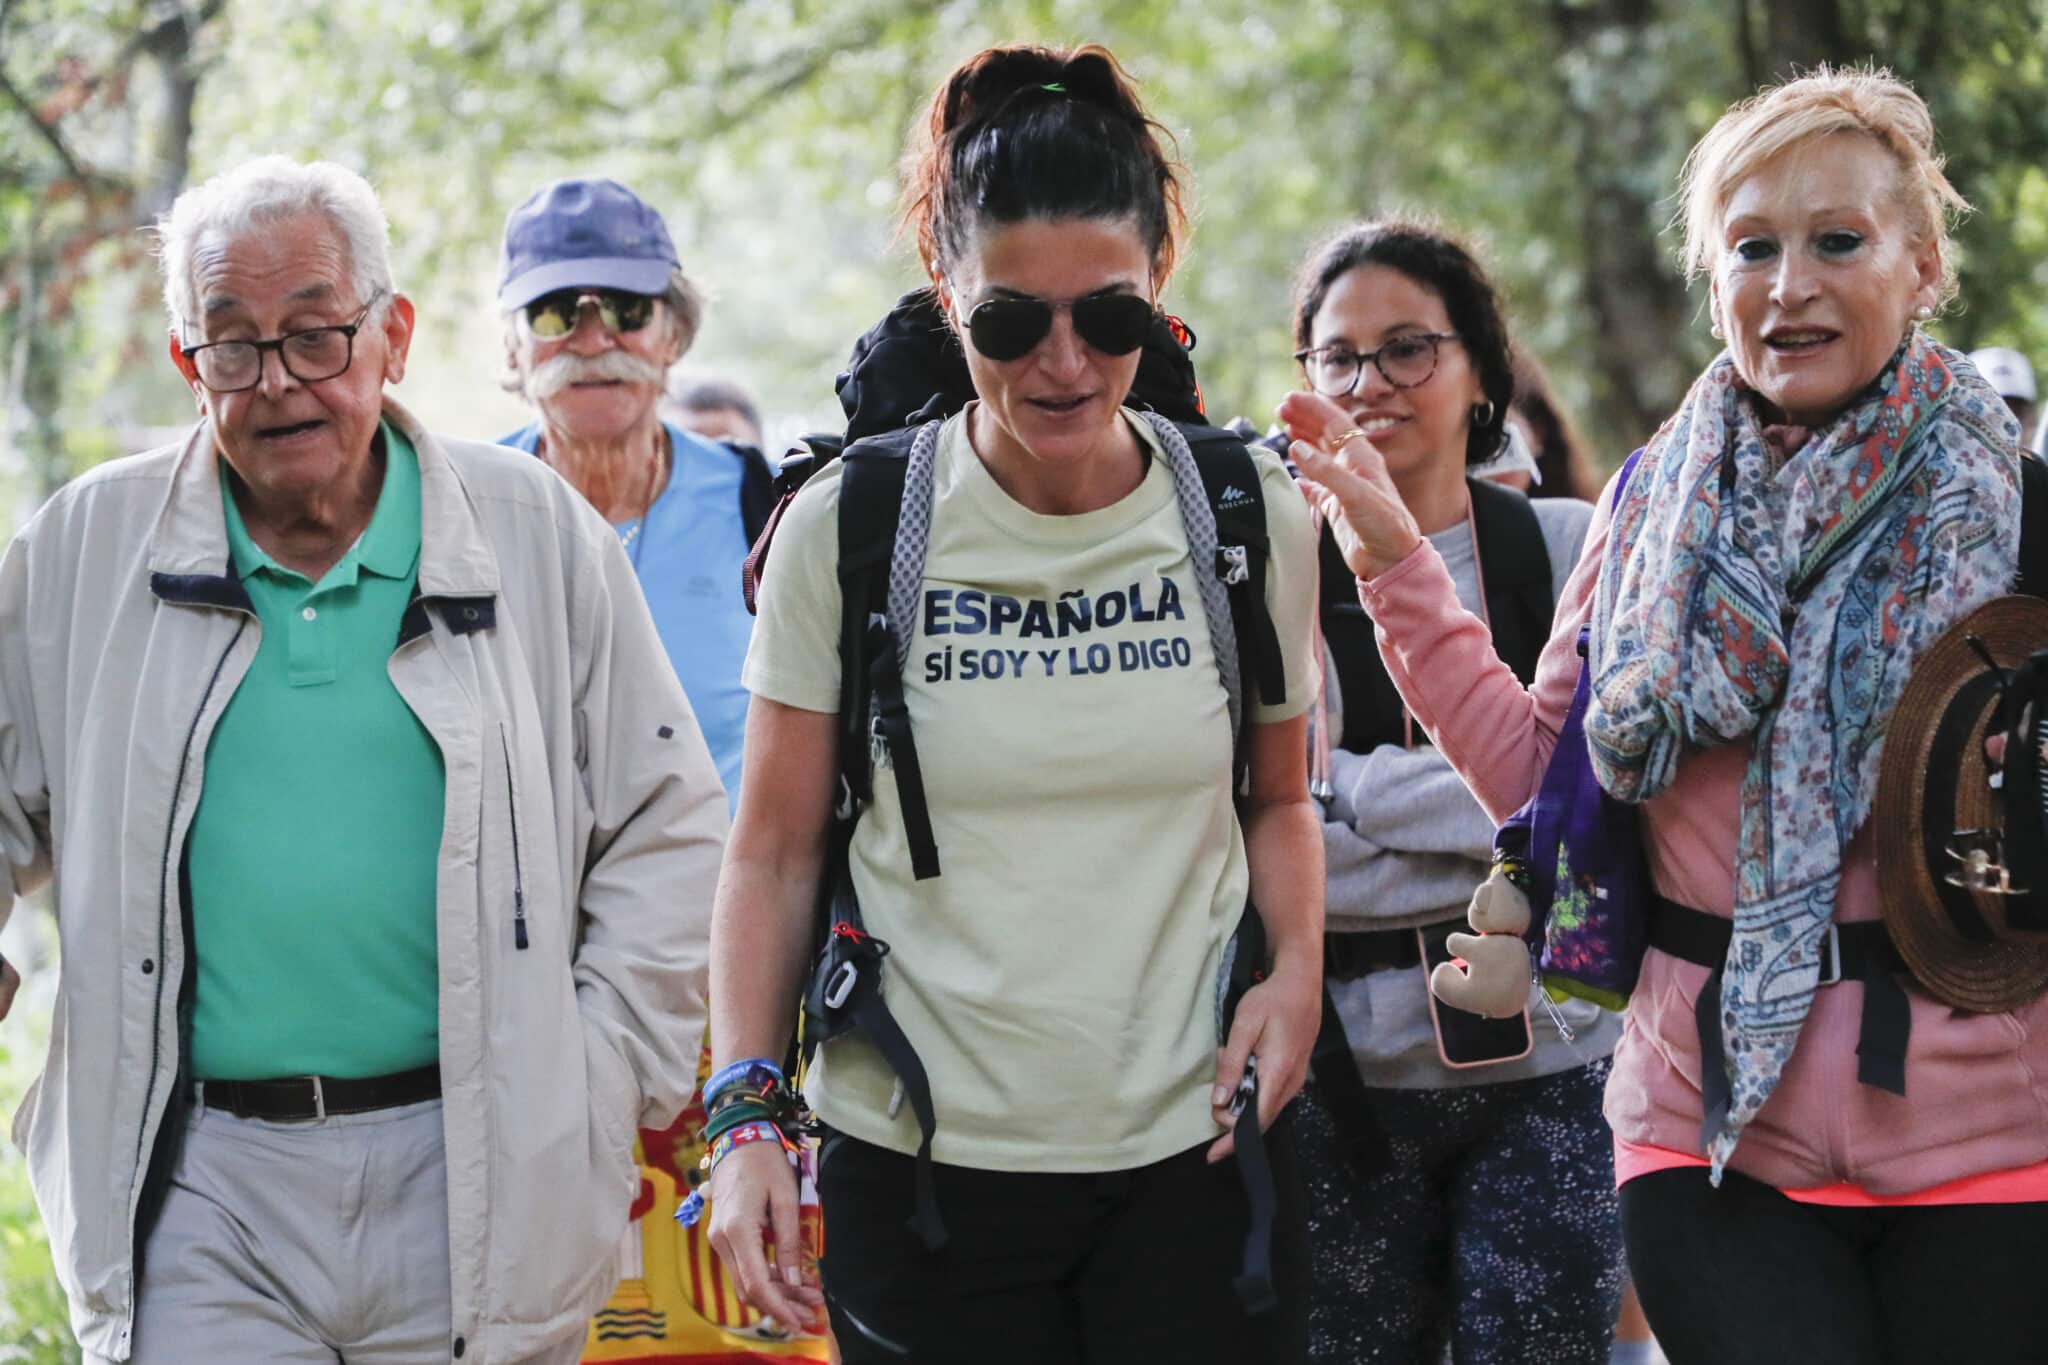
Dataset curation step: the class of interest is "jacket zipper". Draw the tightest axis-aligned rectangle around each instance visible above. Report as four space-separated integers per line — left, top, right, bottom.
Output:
499 726 528 950
128 623 245 1313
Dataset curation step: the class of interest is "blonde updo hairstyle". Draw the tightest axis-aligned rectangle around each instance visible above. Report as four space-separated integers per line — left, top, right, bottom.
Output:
1677 66 1970 314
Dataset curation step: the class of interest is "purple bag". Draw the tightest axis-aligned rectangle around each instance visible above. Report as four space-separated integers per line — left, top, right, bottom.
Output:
1494 450 1650 1011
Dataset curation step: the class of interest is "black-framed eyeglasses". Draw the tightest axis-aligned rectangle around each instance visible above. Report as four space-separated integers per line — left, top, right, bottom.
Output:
522 287 659 340
180 292 387 393
1294 332 1461 397
965 292 1157 362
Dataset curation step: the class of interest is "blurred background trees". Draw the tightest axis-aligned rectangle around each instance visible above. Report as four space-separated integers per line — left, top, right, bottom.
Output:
2 0 2046 1347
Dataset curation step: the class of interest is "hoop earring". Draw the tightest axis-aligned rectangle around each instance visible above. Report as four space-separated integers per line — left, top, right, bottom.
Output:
1471 400 1496 428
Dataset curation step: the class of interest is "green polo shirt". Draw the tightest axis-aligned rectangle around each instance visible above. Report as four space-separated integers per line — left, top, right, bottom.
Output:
187 424 445 1081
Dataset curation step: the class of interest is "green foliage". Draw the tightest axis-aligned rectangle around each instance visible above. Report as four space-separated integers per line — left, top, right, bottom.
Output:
0 914 74 1365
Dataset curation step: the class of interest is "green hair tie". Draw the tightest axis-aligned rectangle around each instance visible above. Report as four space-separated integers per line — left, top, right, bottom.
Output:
1040 81 1066 93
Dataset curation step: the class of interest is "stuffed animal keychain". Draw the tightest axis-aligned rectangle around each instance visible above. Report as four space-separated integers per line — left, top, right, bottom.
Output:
1429 856 1535 1019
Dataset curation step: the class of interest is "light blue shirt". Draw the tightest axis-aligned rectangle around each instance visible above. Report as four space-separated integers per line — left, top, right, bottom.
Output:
500 421 753 808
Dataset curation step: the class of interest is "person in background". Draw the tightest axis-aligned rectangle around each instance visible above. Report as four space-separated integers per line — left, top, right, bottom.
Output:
1288 220 1625 1365
0 155 724 1364
1507 351 1604 501
492 179 821 1365
496 178 773 809
1290 67 2048 1364
668 373 768 453
1969 345 2038 454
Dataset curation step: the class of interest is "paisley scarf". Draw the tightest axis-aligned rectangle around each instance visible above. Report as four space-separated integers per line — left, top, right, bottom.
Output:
1586 331 2021 1177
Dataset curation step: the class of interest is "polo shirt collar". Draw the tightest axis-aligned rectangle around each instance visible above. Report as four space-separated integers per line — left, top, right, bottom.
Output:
147 397 500 599
216 422 422 587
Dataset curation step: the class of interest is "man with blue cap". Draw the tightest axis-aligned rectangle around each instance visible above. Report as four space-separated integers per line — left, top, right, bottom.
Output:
493 183 820 1364
496 178 773 809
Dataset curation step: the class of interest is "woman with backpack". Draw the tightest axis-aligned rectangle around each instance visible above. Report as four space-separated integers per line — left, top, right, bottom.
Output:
702 43 1322 1363
1288 68 2048 1363
1288 221 1626 1364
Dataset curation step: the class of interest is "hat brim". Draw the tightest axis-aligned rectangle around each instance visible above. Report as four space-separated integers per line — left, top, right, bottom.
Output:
497 257 674 312
1875 595 2048 1012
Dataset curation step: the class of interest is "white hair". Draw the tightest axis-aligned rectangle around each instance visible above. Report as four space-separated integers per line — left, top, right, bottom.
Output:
155 155 395 339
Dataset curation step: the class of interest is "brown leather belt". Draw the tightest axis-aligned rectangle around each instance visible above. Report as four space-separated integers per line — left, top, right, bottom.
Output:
199 1063 442 1122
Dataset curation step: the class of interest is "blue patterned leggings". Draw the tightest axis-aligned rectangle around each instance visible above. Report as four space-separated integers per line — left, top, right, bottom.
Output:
1295 1059 1623 1365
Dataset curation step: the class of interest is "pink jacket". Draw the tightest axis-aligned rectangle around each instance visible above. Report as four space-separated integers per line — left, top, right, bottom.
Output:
1360 478 2048 1196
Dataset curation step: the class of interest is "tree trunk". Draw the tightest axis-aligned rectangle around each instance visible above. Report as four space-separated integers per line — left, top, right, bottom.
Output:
1544 0 1704 449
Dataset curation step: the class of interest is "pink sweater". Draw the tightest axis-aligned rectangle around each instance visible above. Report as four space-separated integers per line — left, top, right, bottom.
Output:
1360 480 2048 1197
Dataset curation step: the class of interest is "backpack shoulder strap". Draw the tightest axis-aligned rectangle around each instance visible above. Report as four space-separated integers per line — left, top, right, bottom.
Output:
831 428 916 811
2017 454 2048 601
734 441 777 545
1180 423 1286 713
1465 477 1555 686
742 436 841 616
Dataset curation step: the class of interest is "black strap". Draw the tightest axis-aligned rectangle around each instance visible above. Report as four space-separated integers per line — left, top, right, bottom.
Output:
1323 926 1432 977
1650 897 1913 1129
1310 984 1392 1176
1320 478 1552 752
1465 478 1553 687
833 433 918 806
1230 1071 1277 1315
866 616 940 881
734 441 778 545
848 983 947 1250
2016 452 2048 599
1188 433 1285 695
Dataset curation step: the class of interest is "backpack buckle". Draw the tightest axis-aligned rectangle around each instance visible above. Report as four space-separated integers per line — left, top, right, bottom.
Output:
1815 921 1844 987
1217 544 1249 587
823 959 861 1010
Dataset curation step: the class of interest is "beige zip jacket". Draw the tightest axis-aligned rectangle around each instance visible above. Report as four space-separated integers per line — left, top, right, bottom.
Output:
0 399 726 1362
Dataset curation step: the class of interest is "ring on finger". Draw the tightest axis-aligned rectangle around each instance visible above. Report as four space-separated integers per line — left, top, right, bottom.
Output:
1326 428 1373 452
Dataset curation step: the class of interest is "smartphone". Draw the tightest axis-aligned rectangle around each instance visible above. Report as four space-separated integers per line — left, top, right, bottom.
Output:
1419 922 1533 1069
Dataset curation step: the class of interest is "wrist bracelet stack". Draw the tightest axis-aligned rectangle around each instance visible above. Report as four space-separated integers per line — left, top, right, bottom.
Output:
675 1057 809 1229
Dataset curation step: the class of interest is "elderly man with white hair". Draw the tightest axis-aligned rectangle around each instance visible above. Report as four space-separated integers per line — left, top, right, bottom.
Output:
496 180 773 806
0 155 727 1364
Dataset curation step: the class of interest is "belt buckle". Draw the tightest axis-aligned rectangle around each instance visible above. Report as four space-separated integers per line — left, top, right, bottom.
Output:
1816 922 1843 987
308 1075 327 1122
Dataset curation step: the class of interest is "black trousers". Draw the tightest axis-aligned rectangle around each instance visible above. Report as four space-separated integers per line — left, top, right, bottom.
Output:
815 1115 1309 1364
1622 1165 2048 1365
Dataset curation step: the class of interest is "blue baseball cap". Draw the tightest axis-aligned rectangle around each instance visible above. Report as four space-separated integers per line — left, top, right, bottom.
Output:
497 178 679 312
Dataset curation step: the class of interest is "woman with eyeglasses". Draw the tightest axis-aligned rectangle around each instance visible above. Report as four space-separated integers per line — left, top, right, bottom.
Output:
1288 221 1625 1364
700 42 1322 1365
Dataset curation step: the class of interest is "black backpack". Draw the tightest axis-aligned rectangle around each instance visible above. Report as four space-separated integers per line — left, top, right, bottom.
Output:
743 289 1290 1309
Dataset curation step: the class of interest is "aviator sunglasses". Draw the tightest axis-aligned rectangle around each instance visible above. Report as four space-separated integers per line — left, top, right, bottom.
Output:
965 292 1157 362
523 287 659 339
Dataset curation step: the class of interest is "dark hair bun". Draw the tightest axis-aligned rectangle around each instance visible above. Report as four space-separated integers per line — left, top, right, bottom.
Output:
903 44 1188 283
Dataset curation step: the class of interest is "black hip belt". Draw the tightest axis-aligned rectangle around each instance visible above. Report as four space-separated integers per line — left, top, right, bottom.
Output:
1324 918 1464 980
1649 897 1911 1148
199 1063 442 1122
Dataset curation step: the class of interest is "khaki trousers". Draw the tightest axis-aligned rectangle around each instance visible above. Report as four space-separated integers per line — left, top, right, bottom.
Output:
94 1096 581 1365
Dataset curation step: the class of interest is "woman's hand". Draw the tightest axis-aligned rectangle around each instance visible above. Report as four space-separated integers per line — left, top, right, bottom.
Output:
1278 390 1424 581
705 1140 825 1333
1207 959 1323 1163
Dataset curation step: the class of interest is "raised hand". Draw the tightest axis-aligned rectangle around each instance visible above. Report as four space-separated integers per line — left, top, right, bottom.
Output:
1277 390 1423 581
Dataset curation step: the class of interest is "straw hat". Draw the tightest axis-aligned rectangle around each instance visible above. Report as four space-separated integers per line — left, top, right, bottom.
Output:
1875 596 2048 1012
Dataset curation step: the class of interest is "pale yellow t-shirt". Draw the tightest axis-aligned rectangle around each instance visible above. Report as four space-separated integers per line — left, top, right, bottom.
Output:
743 406 1317 1172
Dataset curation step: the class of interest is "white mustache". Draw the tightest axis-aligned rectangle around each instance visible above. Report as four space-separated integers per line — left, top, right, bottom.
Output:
526 350 665 401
